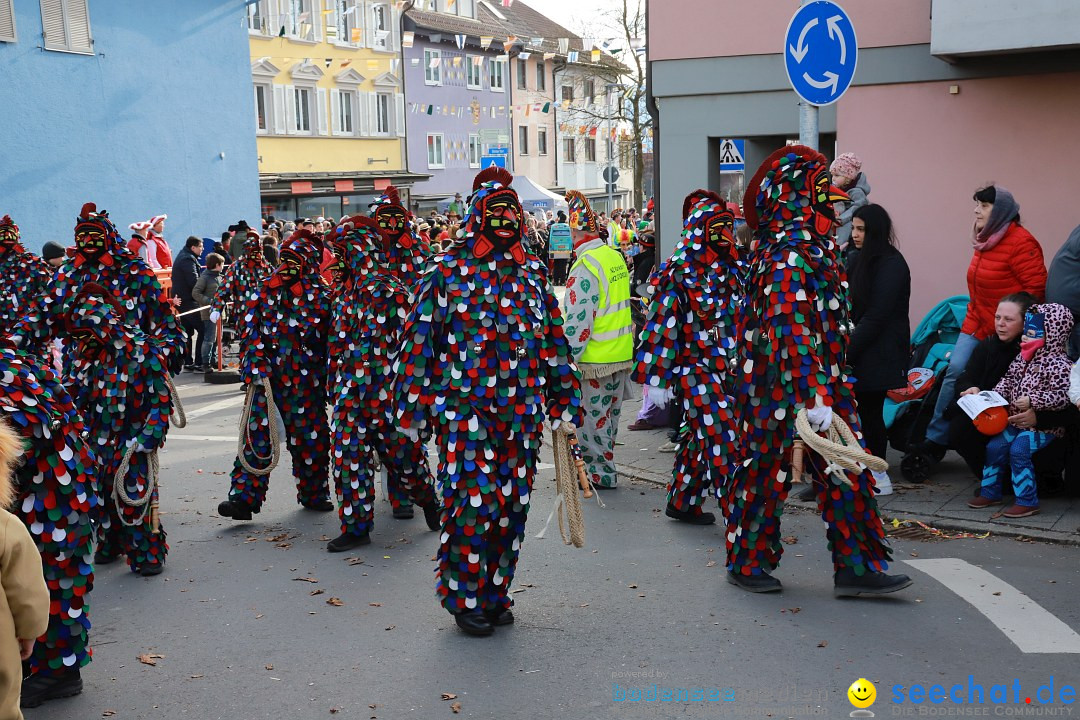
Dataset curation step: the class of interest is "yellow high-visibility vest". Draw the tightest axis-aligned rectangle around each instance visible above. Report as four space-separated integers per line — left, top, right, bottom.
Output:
571 244 633 363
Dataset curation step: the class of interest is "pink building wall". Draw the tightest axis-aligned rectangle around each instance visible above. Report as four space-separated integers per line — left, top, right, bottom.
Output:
649 0 931 61
836 72 1080 321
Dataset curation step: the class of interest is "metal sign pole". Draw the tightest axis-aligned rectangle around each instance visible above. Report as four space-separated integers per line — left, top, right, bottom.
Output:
797 0 818 150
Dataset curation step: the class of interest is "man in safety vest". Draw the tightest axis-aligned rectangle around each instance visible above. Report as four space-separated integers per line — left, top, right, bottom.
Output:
561 191 635 489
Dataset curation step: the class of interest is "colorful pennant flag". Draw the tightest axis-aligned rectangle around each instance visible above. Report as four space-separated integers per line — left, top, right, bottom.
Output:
455 34 466 49
402 30 415 47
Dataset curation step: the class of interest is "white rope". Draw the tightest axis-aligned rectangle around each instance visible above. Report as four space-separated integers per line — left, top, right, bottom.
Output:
236 376 281 476
535 423 591 547
793 408 888 487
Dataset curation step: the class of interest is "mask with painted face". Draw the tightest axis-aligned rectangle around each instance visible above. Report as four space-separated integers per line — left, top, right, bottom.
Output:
481 196 522 254
0 216 21 252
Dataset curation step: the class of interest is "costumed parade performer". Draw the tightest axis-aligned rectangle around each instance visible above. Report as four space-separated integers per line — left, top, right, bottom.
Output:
560 191 634 489
217 229 334 521
64 284 179 576
393 167 581 636
633 190 742 524
0 342 97 707
724 145 912 596
209 225 273 343
324 216 439 553
0 215 51 337
370 185 431 518
10 203 183 373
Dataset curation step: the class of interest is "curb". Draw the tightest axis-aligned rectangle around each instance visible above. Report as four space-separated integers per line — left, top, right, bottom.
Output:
617 462 1080 547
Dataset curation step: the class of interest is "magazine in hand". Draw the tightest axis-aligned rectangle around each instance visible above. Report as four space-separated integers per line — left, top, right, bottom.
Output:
956 390 1009 421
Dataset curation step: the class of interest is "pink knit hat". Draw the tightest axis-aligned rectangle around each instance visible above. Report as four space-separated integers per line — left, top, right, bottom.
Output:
830 152 861 178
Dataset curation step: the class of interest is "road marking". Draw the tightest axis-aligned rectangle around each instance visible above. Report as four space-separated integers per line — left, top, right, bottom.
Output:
538 462 555 470
904 558 1080 654
181 395 245 421
169 434 237 442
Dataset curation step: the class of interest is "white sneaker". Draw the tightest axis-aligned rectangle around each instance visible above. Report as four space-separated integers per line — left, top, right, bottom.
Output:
871 469 893 496
658 440 679 453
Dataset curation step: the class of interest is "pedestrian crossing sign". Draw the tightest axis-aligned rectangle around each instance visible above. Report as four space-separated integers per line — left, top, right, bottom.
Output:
719 138 745 172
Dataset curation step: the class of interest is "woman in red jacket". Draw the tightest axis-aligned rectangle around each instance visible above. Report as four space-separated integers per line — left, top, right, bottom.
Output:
904 186 1047 481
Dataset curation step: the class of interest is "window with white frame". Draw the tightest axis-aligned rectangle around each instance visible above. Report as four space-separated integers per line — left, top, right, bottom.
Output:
468 134 481 168
537 127 547 156
457 0 475 18
518 126 528 155
424 48 442 85
560 85 573 102
332 0 362 45
254 84 270 133
40 0 92 54
584 78 595 103
427 134 445 168
489 58 505 92
283 0 318 42
371 3 390 51
516 59 527 90
293 86 313 133
466 55 482 89
535 61 545 91
563 137 576 163
0 0 16 43
585 137 596 162
339 90 355 133
375 93 391 135
246 0 269 34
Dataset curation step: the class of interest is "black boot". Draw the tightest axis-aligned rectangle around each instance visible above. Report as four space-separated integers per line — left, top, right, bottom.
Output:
727 570 783 593
21 669 83 708
301 498 334 512
421 500 441 531
140 560 164 577
665 503 715 525
392 505 414 519
327 532 371 552
484 608 515 626
453 610 494 637
834 567 913 597
217 499 253 521
94 547 122 565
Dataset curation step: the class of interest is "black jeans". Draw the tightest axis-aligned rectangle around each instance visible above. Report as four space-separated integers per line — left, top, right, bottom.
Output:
857 389 889 459
181 314 204 366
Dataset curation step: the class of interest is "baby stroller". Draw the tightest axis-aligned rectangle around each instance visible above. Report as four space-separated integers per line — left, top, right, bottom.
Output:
885 295 968 481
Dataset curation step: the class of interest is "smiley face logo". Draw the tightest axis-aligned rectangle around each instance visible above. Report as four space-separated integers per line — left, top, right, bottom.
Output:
848 678 876 709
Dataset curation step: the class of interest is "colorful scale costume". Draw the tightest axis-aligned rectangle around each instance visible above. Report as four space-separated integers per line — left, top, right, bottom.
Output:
64 285 175 574
725 146 893 581
0 343 97 678
11 203 183 373
393 168 580 630
633 190 743 518
210 229 273 338
0 215 52 337
370 186 432 515
221 229 333 517
326 216 436 545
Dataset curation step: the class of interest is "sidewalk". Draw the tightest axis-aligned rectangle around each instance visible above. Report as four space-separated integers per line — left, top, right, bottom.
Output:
613 394 1080 546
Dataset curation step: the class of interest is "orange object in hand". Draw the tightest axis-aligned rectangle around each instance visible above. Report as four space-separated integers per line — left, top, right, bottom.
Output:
973 406 1008 436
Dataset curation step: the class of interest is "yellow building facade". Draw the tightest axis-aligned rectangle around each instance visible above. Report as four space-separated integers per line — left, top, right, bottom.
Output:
246 0 426 220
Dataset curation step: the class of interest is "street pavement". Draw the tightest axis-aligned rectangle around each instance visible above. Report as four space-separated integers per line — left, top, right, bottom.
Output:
30 375 1080 720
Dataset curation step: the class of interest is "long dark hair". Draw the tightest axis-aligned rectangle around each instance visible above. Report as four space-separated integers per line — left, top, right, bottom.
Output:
848 204 898 313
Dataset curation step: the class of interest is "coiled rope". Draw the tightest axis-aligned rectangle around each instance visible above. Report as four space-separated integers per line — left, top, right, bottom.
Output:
792 408 887 488
236 376 281 476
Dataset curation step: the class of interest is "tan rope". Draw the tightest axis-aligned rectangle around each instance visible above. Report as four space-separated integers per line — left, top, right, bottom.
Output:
793 408 888 487
236 377 281 476
166 373 187 428
535 423 591 547
112 444 159 528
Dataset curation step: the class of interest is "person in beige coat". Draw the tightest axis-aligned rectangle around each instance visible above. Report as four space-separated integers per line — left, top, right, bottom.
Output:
0 417 49 719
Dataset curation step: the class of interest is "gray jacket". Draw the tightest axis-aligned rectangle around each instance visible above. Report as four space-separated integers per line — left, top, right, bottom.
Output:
192 269 221 323
834 172 871 248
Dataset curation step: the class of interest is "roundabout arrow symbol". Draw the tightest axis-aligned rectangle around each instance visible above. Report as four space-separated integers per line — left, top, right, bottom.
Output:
802 71 839 95
788 17 817 63
827 15 847 64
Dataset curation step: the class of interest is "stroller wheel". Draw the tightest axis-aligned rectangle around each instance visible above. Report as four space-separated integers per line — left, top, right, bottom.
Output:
900 451 931 484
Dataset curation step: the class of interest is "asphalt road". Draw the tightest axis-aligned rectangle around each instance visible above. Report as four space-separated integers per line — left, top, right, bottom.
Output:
31 377 1080 720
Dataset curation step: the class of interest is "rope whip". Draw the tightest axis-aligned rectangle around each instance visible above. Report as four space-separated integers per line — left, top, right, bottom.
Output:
790 408 887 488
235 376 281 476
535 422 595 548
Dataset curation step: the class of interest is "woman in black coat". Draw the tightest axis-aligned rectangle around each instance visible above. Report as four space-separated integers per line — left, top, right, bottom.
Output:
847 204 911 469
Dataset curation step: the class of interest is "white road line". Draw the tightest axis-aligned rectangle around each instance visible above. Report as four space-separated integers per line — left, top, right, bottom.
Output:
181 395 245 421
168 434 237 442
904 558 1080 654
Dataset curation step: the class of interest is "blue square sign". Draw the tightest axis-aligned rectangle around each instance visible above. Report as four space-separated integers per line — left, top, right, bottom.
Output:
719 139 745 172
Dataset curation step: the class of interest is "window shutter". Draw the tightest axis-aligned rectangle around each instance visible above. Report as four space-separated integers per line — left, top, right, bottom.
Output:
358 92 371 136
272 84 287 135
387 4 399 51
66 0 91 52
40 0 66 49
363 1 376 48
323 0 337 42
330 89 341 135
313 0 323 42
366 92 379 137
0 0 16 43
284 84 297 135
394 92 405 138
316 87 329 135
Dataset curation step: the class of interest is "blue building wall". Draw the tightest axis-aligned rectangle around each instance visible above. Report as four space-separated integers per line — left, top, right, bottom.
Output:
0 0 261 254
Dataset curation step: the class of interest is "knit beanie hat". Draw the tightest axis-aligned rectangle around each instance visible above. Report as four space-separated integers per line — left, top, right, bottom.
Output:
830 152 861 178
42 241 66 261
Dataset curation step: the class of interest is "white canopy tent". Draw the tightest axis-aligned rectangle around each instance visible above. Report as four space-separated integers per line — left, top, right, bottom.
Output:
511 176 569 217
